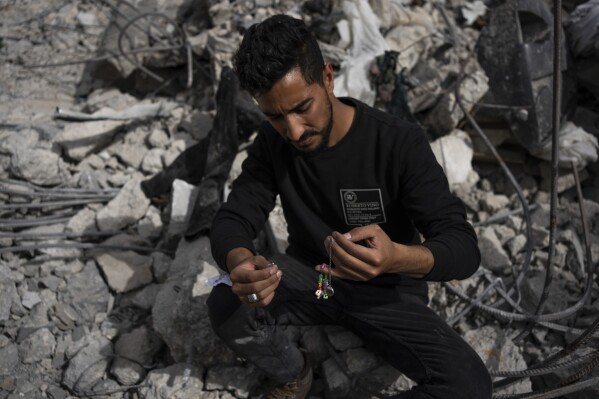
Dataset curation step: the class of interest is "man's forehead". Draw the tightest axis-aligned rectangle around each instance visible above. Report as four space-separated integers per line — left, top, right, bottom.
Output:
256 69 317 113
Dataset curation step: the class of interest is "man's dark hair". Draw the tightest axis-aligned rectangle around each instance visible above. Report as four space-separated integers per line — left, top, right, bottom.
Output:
233 15 325 97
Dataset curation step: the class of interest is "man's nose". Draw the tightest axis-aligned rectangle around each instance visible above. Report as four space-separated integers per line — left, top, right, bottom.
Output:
284 115 304 142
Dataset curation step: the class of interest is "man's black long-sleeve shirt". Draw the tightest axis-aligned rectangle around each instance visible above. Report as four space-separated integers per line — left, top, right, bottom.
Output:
210 98 480 289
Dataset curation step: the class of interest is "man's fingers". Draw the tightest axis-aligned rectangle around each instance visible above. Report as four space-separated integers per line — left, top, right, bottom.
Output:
238 273 281 306
330 232 371 264
233 263 279 284
233 269 282 297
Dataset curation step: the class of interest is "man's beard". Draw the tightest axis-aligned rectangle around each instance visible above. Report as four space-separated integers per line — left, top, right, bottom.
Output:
294 95 333 154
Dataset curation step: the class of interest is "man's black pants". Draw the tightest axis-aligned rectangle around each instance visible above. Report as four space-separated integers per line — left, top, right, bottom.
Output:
207 254 492 398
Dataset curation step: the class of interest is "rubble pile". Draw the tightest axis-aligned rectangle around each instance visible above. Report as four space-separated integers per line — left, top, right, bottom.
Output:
1 0 599 398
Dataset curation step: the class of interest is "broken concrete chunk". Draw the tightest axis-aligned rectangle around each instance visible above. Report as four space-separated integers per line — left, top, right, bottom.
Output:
464 325 531 395
18 328 56 364
66 207 98 235
94 251 153 294
10 148 70 186
96 177 150 231
111 357 146 385
430 130 474 187
141 148 165 174
478 226 512 273
205 364 259 398
54 120 125 161
322 356 352 396
139 363 205 399
62 334 113 395
86 88 139 113
168 179 199 238
138 205 164 239
480 193 510 214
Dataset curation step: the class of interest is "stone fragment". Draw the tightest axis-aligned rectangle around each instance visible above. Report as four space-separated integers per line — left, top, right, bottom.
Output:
322 356 351 396
21 290 41 309
62 334 113 395
325 325 364 351
430 130 474 187
507 234 527 257
53 120 125 161
121 283 162 310
109 128 149 169
356 363 414 394
0 282 17 322
96 177 150 231
139 363 205 399
141 148 165 174
532 225 550 248
205 365 259 398
51 303 79 331
86 88 138 113
10 148 70 186
62 260 111 323
166 179 199 237
162 139 187 167
0 128 39 155
115 326 163 365
464 326 531 395
167 235 212 280
111 357 146 385
493 224 516 245
342 347 379 375
65 207 97 235
18 327 56 364
300 327 330 365
478 227 512 273
94 250 153 293
138 205 163 239
530 202 551 229
147 127 170 148
480 194 510 214
153 257 232 367
0 344 19 376
151 252 172 283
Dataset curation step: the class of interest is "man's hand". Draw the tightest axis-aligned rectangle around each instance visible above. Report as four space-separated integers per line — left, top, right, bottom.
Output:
227 249 282 306
318 224 434 281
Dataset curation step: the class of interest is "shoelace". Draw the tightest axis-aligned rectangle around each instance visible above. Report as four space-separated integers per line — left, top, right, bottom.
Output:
269 381 300 399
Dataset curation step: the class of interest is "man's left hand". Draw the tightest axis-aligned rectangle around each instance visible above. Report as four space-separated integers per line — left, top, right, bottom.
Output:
318 224 434 281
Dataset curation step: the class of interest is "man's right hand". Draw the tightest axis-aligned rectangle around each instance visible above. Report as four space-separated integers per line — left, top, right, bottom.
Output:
227 248 282 307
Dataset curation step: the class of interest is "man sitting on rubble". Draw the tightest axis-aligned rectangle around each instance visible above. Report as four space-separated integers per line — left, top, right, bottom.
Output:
207 14 492 399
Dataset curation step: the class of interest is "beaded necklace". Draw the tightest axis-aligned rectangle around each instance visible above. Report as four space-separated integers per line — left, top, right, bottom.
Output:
315 237 335 299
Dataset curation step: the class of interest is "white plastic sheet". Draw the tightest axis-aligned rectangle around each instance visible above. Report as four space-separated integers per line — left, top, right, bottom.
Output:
532 121 599 167
334 0 389 105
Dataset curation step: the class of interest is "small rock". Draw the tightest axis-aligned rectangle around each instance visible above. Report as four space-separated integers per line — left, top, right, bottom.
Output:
325 325 364 351
141 148 165 174
138 205 163 240
139 363 205 399
54 120 125 161
94 250 153 293
205 364 258 398
62 334 113 395
322 356 351 396
10 148 70 186
21 290 42 310
111 357 146 385
96 177 150 231
18 328 56 364
480 193 510 214
477 227 511 273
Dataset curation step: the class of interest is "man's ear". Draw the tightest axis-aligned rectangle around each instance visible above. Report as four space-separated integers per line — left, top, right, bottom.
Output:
323 63 335 94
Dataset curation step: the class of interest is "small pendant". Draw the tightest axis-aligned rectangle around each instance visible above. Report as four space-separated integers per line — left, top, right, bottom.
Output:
325 285 335 297
315 289 323 299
